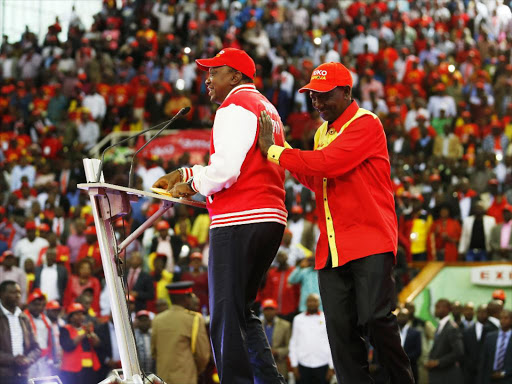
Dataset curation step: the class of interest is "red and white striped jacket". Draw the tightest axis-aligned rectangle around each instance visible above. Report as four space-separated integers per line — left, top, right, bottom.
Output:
182 84 287 228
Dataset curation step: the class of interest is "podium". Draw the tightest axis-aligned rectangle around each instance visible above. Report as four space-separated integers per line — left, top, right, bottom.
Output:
78 159 206 384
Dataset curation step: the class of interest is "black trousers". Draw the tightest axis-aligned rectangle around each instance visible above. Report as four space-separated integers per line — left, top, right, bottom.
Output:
4 376 28 384
318 252 414 384
209 222 286 384
298 364 329 384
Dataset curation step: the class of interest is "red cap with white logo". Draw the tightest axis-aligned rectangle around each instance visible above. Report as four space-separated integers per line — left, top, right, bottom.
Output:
299 62 353 93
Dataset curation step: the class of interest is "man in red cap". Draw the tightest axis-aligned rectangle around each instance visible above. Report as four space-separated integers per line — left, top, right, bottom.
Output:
24 289 54 378
153 48 287 383
258 62 414 383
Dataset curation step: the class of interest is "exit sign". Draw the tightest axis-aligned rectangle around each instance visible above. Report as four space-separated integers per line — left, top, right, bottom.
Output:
471 265 512 287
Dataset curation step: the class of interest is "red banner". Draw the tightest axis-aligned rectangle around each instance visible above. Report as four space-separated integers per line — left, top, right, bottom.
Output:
136 129 211 164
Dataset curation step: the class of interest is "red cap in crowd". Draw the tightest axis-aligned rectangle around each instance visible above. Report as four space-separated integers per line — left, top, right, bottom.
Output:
190 251 202 260
196 48 256 79
156 221 170 230
492 289 506 301
136 310 151 318
25 221 37 230
84 226 97 236
299 62 353 93
0 250 14 263
429 174 441 182
127 294 136 302
67 303 86 315
46 300 61 310
262 298 278 309
39 223 50 232
27 288 46 304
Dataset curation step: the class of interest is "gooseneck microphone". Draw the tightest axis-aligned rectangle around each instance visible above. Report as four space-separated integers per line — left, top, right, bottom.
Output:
127 106 191 189
96 118 175 183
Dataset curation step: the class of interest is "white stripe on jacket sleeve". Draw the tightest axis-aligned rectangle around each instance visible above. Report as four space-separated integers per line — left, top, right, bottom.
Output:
191 104 257 197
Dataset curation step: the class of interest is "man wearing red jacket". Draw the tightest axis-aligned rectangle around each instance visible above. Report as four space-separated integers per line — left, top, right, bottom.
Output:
258 62 414 384
153 48 287 384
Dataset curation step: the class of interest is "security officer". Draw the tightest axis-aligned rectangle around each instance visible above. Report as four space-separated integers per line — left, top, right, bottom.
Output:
151 281 210 384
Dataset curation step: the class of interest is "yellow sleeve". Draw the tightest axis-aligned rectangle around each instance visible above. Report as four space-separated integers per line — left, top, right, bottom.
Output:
267 145 286 165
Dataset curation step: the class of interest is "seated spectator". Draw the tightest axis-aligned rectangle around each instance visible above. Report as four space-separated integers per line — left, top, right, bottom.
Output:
67 218 87 263
77 226 101 274
428 204 462 262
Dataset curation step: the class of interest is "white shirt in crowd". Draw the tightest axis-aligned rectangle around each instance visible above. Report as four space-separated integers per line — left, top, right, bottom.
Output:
10 164 36 191
436 315 451 334
289 311 333 369
40 264 59 301
489 316 501 329
0 303 24 356
77 121 100 151
427 95 456 118
475 321 484 341
137 165 166 192
14 236 49 267
33 315 49 349
82 93 107 121
399 324 410 347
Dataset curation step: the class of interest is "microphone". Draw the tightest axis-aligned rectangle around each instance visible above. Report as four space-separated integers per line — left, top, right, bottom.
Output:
95 118 176 183
127 106 190 189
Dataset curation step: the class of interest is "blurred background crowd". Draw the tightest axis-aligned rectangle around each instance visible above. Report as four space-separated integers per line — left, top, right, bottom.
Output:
0 0 512 383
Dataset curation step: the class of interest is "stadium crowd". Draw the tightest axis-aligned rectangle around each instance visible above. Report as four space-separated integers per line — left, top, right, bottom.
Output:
0 0 512 383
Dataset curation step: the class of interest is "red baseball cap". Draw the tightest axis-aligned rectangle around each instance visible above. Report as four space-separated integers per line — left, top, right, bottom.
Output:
262 298 278 309
492 289 506 301
196 48 256 79
0 250 14 263
84 226 97 236
46 300 61 310
156 220 170 230
28 288 46 304
299 62 353 93
136 310 151 318
190 251 202 260
25 221 37 230
67 302 85 315
39 223 50 232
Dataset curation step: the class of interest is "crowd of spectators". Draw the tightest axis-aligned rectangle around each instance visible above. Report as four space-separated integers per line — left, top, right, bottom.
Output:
1 0 512 383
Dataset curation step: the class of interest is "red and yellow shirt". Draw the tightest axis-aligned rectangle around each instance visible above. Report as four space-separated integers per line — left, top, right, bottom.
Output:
268 101 397 268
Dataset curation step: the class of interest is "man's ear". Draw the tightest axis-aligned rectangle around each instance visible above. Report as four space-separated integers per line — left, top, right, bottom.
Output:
230 70 243 85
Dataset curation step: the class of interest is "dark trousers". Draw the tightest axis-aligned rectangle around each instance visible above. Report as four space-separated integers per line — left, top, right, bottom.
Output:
318 252 414 384
298 364 329 384
209 222 286 384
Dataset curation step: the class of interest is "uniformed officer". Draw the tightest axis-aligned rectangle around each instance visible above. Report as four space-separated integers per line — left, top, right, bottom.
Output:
151 281 210 384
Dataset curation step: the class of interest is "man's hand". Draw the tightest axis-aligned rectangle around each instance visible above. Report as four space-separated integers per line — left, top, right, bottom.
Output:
326 368 335 381
258 110 275 157
170 182 196 198
292 367 300 381
152 170 182 192
14 355 31 367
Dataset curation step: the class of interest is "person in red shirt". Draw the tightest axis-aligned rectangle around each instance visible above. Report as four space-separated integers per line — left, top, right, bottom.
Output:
63 259 101 314
76 226 101 276
258 62 414 384
427 204 461 262
259 251 299 321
